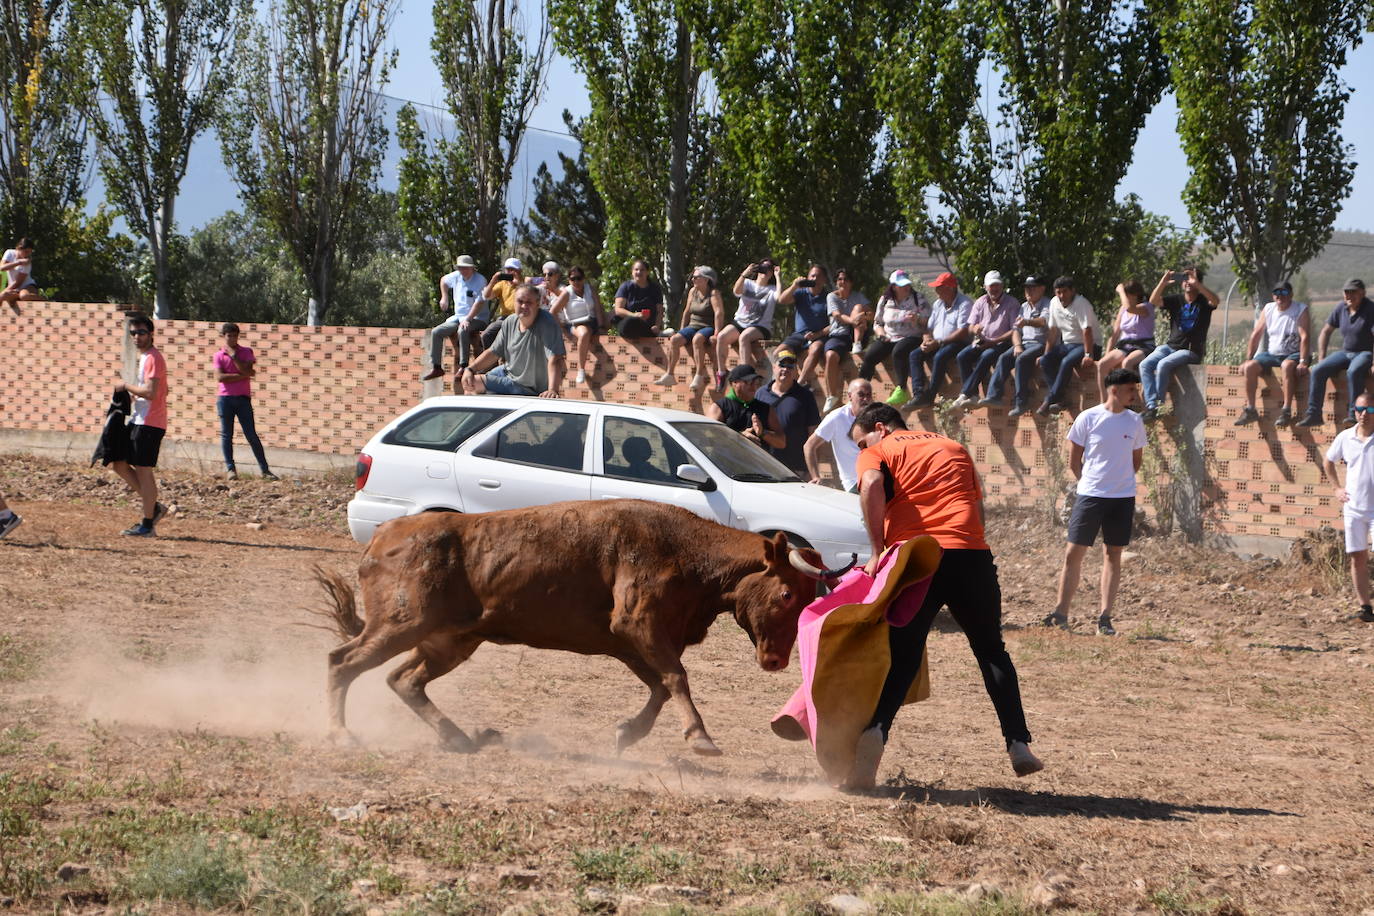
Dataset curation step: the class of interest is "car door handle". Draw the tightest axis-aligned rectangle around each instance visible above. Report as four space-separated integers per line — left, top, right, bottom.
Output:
478 479 501 489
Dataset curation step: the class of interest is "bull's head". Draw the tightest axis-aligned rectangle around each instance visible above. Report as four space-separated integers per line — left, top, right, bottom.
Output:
733 533 858 672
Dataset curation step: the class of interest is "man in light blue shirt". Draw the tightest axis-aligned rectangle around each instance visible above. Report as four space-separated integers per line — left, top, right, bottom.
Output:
425 254 489 381
909 271 972 407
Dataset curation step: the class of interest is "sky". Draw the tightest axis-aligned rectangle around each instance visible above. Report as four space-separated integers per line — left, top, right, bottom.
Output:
385 1 1374 237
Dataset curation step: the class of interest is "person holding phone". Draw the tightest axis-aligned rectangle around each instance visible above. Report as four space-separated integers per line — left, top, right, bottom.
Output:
479 258 526 354
716 258 780 386
612 259 664 340
1140 267 1219 422
0 237 39 314
858 269 929 407
777 264 832 391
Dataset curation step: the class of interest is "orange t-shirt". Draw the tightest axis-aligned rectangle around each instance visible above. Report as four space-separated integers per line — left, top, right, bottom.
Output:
854 429 987 550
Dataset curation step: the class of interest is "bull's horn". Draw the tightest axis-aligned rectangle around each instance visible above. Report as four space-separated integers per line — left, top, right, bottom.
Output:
789 549 859 580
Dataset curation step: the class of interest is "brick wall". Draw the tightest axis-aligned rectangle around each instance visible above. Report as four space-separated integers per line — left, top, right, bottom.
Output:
0 302 1346 544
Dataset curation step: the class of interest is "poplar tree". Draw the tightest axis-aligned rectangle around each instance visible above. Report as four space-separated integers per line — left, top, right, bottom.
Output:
1158 0 1366 297
395 102 481 298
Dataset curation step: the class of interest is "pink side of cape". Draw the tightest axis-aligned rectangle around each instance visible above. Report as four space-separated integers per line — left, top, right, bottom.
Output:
771 547 925 747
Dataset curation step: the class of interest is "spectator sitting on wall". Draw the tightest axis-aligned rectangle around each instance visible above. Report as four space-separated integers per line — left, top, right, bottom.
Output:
706 364 785 451
461 283 565 398
1296 279 1374 429
536 261 565 309
1095 280 1155 402
1037 276 1102 415
951 270 1020 411
716 258 780 386
424 254 488 382
1322 392 1374 623
778 264 832 389
658 266 724 392
0 237 40 315
983 275 1051 416
550 265 604 386
1235 280 1310 428
480 257 526 351
213 322 277 481
909 271 972 408
858 270 929 408
1044 367 1147 636
612 259 665 340
110 314 170 537
1140 267 1219 423
756 347 821 476
818 267 871 413
804 378 874 492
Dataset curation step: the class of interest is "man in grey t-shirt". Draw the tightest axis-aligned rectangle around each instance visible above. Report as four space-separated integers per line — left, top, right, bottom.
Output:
461 283 566 397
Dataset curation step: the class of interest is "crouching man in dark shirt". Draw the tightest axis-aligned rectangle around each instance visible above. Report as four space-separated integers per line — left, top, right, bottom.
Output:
707 364 784 452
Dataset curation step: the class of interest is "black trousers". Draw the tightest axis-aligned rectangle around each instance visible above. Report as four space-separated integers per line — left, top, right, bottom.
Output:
869 548 1032 746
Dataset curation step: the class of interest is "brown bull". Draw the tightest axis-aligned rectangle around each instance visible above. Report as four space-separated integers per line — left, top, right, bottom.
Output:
316 500 854 756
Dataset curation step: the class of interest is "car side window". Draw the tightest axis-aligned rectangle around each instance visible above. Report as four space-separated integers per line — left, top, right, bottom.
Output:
384 407 510 452
493 412 588 472
602 417 691 486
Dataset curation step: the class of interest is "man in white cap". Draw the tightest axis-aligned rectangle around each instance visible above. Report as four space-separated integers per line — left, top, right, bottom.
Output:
424 254 488 381
480 258 527 354
951 270 1020 410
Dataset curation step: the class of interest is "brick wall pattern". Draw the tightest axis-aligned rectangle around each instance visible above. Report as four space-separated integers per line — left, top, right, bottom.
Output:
0 302 1347 540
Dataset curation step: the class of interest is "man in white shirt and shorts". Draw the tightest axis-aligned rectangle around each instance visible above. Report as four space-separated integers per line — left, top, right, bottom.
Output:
1323 392 1374 622
1044 367 1147 635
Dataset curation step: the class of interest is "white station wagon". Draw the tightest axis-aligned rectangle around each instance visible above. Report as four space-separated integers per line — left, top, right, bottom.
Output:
347 396 869 568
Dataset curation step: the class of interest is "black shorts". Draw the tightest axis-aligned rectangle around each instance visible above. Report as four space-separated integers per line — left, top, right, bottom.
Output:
781 333 822 354
1116 337 1156 357
727 321 772 339
129 424 166 468
1067 495 1134 547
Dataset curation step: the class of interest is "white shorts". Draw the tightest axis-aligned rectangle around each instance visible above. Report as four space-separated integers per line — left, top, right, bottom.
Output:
1343 507 1374 553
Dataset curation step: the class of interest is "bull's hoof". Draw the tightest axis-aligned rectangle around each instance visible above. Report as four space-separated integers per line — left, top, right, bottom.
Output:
327 728 362 748
688 735 723 757
437 727 478 754
615 723 642 756
473 728 502 749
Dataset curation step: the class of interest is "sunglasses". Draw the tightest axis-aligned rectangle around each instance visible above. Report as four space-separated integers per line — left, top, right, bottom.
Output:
129 329 150 336
1356 406 1374 415
569 275 583 281
1273 289 1291 296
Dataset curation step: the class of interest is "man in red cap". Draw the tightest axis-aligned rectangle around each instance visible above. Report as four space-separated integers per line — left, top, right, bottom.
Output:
910 272 972 407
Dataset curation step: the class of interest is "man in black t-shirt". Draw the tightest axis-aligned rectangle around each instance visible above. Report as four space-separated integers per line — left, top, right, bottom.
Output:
1297 278 1374 428
706 364 784 451
1140 268 1219 421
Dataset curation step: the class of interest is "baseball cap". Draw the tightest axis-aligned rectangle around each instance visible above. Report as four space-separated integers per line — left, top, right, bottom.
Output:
888 269 913 287
502 257 523 270
775 348 799 366
455 254 476 268
983 270 1004 287
1023 275 1046 287
542 261 561 274
1344 278 1366 292
692 265 719 284
1273 280 1293 294
932 271 958 288
727 364 764 383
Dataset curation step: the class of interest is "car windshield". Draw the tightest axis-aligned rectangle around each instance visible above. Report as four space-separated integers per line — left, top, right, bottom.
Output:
670 422 801 482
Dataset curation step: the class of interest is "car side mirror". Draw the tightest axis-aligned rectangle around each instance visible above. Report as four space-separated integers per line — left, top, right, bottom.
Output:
676 464 716 492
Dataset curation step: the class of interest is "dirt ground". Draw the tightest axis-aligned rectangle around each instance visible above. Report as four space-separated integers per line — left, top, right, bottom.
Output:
1 456 1372 914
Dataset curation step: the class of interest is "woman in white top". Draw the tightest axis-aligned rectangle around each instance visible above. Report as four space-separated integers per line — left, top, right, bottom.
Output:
858 270 929 404
551 265 604 385
658 266 725 392
714 258 779 388
0 237 39 315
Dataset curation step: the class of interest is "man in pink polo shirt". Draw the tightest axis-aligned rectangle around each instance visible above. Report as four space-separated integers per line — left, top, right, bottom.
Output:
111 314 170 537
213 322 277 481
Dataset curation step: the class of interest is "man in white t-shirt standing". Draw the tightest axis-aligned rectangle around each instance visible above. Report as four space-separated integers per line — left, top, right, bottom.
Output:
803 378 873 492
1044 368 1147 635
1322 392 1374 622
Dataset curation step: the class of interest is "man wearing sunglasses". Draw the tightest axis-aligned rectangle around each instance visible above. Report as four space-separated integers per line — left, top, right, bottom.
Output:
1322 393 1374 623
1234 280 1310 428
1297 278 1374 429
111 315 170 537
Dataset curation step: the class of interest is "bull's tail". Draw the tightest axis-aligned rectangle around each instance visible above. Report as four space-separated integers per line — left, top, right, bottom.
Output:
308 565 365 642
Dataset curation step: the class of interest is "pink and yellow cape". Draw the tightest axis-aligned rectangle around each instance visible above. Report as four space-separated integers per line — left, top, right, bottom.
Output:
772 536 943 783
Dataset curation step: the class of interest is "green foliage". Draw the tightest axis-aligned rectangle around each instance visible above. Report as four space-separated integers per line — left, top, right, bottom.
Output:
219 0 397 324
120 835 248 909
715 0 903 290
396 103 481 297
881 0 1170 307
0 633 39 682
571 843 689 887
1157 0 1367 297
512 112 606 276
73 0 246 318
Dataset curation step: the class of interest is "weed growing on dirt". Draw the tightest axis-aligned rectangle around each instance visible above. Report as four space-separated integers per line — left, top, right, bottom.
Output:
871 891 1039 914
571 843 690 887
0 724 38 756
397 882 481 915
0 633 39 681
119 835 249 909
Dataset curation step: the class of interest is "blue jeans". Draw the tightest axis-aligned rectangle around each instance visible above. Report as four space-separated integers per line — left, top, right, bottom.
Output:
957 340 1011 397
1040 342 1102 405
910 342 963 399
1140 344 1201 409
1307 349 1373 419
218 395 271 473
986 341 1044 405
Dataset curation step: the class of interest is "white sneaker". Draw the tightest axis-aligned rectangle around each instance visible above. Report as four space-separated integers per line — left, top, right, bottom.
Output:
1008 741 1043 777
840 725 885 791
822 395 840 413
689 374 706 392
950 394 973 409
575 369 587 384
850 341 862 354
655 372 674 386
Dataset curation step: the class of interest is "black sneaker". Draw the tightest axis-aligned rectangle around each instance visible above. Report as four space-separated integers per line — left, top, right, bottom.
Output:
122 522 155 537
1097 616 1117 636
1035 401 1052 416
1008 404 1028 417
1233 406 1259 426
1042 611 1069 630
261 472 280 481
151 502 169 526
0 513 22 539
1275 407 1293 428
1295 412 1323 428
1359 606 1374 623
1047 402 1064 414
1142 407 1158 423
